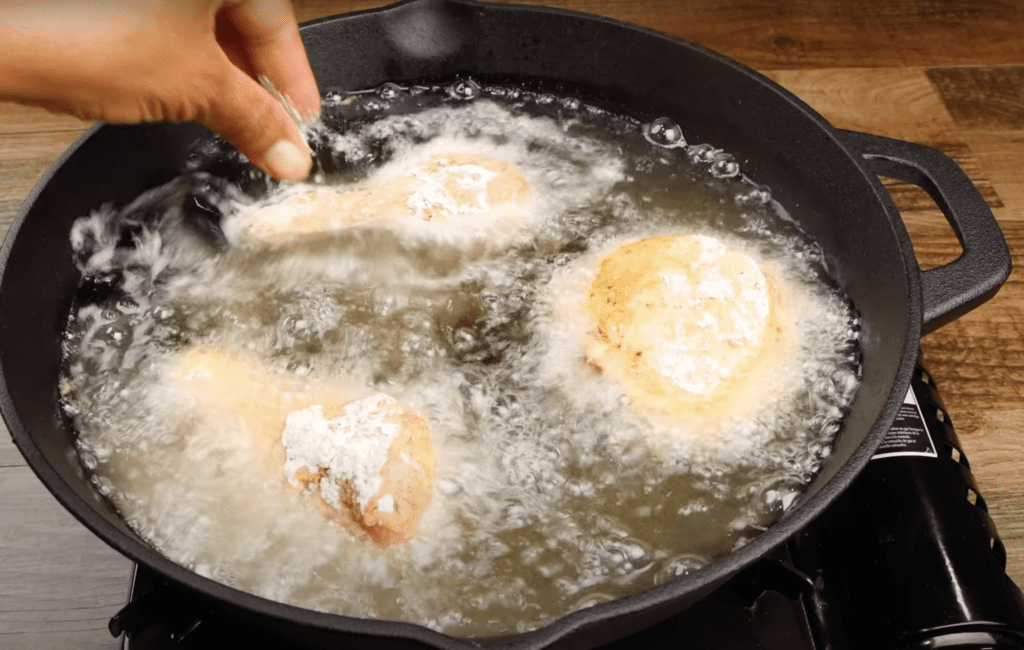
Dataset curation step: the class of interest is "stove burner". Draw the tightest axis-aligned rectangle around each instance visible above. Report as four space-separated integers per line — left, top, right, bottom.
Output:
112 359 1024 649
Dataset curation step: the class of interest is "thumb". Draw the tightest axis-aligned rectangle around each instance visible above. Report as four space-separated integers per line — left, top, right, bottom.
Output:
199 65 312 180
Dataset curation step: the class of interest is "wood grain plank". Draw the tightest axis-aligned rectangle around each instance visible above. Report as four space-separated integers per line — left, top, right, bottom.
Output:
954 407 1024 590
761 68 1012 253
953 130 1024 212
1 420 27 469
920 233 1024 413
956 409 1024 495
0 467 129 649
987 493 1024 590
927 67 1024 130
290 0 1024 70
0 128 90 234
922 324 1024 412
763 67 956 139
0 103 91 136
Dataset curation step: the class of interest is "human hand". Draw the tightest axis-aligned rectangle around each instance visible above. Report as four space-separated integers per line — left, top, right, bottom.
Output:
0 0 321 180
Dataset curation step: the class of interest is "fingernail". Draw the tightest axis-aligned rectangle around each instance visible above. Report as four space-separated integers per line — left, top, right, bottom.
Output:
266 140 312 180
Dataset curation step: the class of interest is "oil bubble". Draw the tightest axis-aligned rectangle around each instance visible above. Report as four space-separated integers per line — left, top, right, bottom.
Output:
571 592 615 612
116 299 141 314
378 82 403 100
737 183 772 205
643 117 685 148
687 143 719 164
653 554 708 585
401 310 434 333
710 153 740 178
92 475 114 496
452 327 481 355
448 79 481 101
101 325 128 346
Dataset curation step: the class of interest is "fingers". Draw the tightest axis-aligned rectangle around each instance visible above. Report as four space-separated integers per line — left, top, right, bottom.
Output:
217 0 321 120
201 64 312 180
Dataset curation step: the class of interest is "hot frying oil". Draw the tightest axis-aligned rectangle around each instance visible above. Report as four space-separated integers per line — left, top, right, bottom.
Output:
60 81 860 637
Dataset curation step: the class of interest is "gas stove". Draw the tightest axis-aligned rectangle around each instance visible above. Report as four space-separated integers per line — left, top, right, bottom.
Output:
111 358 1024 649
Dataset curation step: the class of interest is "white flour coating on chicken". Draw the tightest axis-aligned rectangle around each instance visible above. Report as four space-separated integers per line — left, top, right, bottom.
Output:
282 393 438 545
169 347 437 546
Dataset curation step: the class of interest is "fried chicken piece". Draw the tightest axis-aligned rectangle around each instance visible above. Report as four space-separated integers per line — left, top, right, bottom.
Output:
281 394 437 546
236 152 531 245
170 347 437 544
586 234 784 419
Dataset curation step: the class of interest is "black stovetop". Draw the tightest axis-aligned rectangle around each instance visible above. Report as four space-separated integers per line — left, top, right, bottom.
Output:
113 360 1024 650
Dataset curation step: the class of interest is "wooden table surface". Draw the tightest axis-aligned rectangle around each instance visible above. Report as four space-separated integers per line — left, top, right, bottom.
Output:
2 1 1022 648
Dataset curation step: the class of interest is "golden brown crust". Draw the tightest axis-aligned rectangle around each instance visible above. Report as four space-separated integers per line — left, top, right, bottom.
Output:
362 410 438 545
586 235 785 421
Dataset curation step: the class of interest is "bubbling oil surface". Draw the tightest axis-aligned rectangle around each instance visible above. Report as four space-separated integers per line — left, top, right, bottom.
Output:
60 81 861 637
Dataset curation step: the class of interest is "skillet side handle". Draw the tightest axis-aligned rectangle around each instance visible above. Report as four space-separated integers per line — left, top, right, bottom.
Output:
838 129 1011 333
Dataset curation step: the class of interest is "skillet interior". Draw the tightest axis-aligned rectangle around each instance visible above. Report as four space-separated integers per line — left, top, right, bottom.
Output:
0 1 919 648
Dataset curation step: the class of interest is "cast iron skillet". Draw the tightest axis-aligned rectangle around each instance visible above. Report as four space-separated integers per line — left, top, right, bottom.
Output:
0 1 1011 648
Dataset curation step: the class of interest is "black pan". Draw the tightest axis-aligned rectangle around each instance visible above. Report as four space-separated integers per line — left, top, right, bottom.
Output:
0 1 1011 649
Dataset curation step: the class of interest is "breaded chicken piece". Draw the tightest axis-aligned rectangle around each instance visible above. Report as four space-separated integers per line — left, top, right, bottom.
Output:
170 347 436 545
281 394 437 546
236 152 531 245
586 235 784 419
